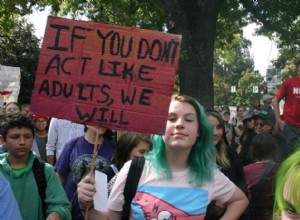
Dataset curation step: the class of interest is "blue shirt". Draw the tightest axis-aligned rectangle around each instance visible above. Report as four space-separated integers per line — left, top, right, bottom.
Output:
0 172 22 220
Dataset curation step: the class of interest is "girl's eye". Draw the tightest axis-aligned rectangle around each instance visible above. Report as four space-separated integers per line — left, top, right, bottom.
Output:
284 208 300 218
168 117 176 122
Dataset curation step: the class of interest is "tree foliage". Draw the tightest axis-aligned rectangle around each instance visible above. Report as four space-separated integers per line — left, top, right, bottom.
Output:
0 0 61 33
234 69 263 107
0 19 40 104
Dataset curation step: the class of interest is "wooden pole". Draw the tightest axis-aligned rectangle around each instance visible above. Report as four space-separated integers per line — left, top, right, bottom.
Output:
85 129 100 220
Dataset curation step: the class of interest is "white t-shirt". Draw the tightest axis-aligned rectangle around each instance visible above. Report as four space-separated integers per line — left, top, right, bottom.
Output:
109 160 236 219
46 118 85 161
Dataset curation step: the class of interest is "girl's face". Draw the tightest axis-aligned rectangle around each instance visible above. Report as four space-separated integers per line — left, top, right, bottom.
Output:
255 118 264 134
34 119 48 131
237 107 245 117
207 115 223 145
128 141 151 160
5 103 20 114
255 118 272 134
222 113 230 122
163 100 199 151
281 175 300 220
245 118 255 129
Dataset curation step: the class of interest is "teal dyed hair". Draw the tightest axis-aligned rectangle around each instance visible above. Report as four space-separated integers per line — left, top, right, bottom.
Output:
145 94 217 187
273 147 300 219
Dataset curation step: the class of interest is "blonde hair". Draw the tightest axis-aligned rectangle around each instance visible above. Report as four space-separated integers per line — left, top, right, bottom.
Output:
206 111 230 168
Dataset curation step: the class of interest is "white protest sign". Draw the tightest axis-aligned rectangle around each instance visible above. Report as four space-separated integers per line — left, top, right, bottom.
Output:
0 65 21 102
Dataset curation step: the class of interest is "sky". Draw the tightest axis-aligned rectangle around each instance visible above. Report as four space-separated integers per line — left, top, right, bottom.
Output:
27 10 278 76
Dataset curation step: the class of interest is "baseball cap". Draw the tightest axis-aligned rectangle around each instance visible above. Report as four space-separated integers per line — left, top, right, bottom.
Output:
254 106 275 125
33 114 49 121
242 110 254 122
221 110 230 116
263 94 274 102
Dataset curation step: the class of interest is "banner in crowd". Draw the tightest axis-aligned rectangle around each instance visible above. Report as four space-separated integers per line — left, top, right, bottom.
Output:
0 65 21 107
30 16 182 134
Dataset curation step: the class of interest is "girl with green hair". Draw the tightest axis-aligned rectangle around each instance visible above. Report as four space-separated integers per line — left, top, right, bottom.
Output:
77 94 248 220
273 149 300 219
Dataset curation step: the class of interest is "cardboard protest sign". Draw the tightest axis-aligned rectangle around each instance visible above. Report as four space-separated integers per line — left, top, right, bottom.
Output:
0 65 21 106
30 16 182 135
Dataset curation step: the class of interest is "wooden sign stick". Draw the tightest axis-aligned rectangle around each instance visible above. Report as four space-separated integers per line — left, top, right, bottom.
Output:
85 128 100 220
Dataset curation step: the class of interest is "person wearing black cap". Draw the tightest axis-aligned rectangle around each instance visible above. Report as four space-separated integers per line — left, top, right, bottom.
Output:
254 107 289 162
254 106 275 135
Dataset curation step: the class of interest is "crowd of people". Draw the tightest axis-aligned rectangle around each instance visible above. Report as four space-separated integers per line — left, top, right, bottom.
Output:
0 61 300 220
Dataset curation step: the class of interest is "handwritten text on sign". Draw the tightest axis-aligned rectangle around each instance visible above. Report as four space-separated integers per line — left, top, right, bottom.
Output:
30 16 182 134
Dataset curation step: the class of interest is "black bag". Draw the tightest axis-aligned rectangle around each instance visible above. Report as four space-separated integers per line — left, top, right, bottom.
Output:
122 156 145 220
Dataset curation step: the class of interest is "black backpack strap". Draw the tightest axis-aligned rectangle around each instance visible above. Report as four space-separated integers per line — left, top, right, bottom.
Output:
122 156 145 220
32 157 47 219
244 161 275 220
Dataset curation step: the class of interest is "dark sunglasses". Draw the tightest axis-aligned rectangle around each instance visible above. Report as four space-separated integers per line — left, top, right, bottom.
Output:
255 123 264 127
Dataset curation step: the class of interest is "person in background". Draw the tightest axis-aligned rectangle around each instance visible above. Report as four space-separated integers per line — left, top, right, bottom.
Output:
254 106 289 162
77 94 248 220
55 125 116 220
243 133 279 220
273 146 300 220
0 172 22 220
236 106 246 123
32 114 49 161
101 131 152 195
221 109 233 146
238 110 256 165
206 111 247 219
21 103 33 116
234 106 246 146
252 99 261 115
254 106 275 135
46 117 85 165
273 59 300 153
0 113 71 220
4 101 21 114
262 94 274 109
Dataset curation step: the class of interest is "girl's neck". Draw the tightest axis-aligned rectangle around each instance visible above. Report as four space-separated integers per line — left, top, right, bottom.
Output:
165 148 190 172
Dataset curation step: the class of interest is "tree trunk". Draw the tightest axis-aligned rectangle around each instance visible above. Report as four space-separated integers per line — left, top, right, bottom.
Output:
163 0 223 108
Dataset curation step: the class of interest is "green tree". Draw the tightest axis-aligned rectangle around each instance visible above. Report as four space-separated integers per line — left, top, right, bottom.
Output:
214 33 255 106
0 0 61 33
0 19 40 104
213 72 231 106
234 69 263 107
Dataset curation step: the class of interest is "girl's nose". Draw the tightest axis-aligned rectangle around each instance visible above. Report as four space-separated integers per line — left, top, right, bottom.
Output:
175 118 184 129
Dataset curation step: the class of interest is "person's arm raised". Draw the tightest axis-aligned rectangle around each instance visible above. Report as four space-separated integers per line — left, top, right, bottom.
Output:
77 175 122 220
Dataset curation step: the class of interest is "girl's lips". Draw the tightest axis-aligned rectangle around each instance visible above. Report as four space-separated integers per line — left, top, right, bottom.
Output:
172 132 187 137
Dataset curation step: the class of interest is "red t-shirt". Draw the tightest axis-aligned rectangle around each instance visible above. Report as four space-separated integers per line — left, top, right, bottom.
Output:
276 76 300 127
